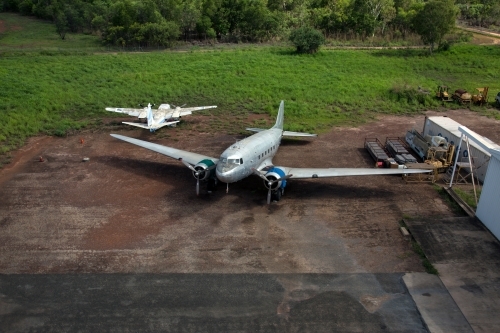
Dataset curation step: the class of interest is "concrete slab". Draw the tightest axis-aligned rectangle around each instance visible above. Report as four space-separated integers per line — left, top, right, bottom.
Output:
436 263 500 333
405 217 500 333
403 273 473 333
405 217 500 264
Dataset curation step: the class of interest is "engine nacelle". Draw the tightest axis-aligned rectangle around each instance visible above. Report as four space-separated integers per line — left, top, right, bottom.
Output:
264 167 287 190
192 159 216 181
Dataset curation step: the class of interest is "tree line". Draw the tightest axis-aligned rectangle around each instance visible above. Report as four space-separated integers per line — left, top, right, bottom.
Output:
1 0 499 48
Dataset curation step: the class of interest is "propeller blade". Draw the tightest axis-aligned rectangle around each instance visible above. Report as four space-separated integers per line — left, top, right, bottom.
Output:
275 174 292 183
196 179 200 196
181 160 197 173
267 188 272 205
251 168 268 181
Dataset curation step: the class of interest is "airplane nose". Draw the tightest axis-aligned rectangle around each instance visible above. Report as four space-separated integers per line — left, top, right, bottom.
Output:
216 170 232 183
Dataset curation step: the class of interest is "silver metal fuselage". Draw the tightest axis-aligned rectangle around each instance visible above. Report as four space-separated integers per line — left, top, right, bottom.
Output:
216 128 282 183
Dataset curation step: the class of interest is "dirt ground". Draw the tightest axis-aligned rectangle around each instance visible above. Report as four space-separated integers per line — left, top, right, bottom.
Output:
1 109 499 275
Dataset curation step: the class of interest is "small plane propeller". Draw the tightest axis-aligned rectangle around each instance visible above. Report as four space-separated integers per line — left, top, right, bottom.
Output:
252 168 292 204
181 160 202 196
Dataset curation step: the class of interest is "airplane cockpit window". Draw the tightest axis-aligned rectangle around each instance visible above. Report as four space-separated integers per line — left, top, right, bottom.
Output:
217 156 242 173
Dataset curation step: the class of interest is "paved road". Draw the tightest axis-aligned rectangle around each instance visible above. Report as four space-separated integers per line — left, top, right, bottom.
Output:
0 273 428 333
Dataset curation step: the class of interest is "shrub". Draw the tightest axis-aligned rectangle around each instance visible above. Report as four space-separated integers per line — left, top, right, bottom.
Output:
289 27 325 54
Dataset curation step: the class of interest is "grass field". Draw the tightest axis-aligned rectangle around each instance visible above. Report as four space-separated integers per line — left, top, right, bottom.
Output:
1 12 500 159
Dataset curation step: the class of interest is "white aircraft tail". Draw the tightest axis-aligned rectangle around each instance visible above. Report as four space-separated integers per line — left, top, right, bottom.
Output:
253 100 315 137
272 100 285 130
146 103 154 129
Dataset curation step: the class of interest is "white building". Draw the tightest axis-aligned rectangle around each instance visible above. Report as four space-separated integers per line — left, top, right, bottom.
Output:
458 126 500 240
423 116 500 183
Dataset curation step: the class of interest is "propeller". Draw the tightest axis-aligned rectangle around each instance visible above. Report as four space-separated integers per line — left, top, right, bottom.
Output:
181 160 202 196
252 169 292 204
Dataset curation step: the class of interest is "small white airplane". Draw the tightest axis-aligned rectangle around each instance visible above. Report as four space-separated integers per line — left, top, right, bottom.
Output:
111 101 430 204
105 103 217 132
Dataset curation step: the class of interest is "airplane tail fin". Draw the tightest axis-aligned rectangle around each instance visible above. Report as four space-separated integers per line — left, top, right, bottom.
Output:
146 103 153 129
272 100 285 130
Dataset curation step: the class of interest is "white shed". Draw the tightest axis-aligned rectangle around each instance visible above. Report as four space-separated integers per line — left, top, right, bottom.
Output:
423 116 500 183
458 126 500 240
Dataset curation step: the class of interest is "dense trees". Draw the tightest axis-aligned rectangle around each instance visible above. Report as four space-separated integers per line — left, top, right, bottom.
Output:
413 0 457 53
2 0 495 48
456 0 500 28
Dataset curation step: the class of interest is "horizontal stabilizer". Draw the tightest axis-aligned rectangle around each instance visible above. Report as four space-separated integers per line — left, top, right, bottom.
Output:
122 121 179 130
246 128 317 137
246 128 265 133
283 131 317 137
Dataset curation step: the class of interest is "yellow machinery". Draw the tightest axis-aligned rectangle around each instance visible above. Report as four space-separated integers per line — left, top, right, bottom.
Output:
452 89 472 104
436 85 452 101
472 87 489 106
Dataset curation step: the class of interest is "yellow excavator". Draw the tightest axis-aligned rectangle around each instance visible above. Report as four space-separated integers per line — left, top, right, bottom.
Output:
471 87 489 106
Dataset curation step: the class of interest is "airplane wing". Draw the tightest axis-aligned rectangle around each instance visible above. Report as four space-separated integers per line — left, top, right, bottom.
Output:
105 107 147 118
277 167 432 178
176 105 217 117
110 134 218 166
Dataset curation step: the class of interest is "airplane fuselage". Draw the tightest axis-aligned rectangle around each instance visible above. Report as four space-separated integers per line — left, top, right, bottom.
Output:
216 128 282 183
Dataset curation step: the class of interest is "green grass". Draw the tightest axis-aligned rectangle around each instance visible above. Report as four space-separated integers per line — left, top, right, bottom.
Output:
0 13 102 52
412 241 439 275
1 13 500 157
432 184 469 215
453 187 482 209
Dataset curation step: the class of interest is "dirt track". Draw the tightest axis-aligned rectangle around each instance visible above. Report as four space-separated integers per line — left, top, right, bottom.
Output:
1 109 499 275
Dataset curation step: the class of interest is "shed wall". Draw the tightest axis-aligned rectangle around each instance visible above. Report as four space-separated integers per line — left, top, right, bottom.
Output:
476 156 500 240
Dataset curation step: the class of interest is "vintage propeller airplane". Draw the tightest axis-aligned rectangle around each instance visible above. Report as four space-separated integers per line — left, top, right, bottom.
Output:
111 101 430 204
105 103 217 132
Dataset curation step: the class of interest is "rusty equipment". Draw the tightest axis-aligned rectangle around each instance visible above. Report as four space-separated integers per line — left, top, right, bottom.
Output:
452 89 472 104
436 85 452 101
472 87 489 106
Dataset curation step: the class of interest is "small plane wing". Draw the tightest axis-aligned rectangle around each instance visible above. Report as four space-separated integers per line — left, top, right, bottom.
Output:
275 167 432 178
110 134 218 166
176 105 217 117
105 107 146 117
246 128 317 137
